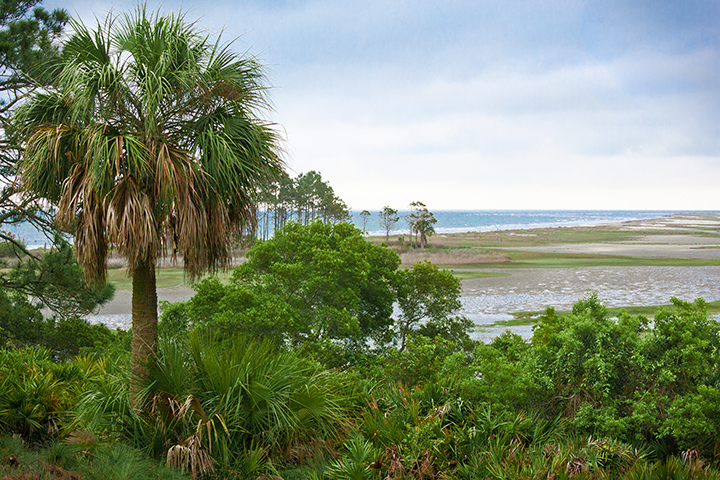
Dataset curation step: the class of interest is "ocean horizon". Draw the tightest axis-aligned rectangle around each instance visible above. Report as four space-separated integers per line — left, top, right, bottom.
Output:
352 209 715 238
5 209 718 249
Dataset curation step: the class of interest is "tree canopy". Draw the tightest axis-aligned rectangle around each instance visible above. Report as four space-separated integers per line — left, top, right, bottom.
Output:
159 221 471 365
0 1 112 319
254 170 350 240
407 201 437 247
0 0 67 237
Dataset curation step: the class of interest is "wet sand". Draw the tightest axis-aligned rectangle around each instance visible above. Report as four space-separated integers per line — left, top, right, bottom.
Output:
463 265 720 314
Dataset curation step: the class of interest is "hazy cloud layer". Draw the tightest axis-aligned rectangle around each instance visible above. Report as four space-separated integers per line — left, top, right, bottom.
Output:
49 0 720 210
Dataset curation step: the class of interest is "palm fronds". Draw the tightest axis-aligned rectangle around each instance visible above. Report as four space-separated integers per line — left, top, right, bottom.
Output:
15 4 284 282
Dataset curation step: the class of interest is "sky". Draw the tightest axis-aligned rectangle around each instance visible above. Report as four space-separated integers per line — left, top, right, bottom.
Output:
45 0 720 211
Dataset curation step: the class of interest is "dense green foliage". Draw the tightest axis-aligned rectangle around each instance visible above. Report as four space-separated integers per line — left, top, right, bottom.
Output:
158 221 470 365
2 294 720 478
394 260 473 350
0 0 67 250
0 238 117 359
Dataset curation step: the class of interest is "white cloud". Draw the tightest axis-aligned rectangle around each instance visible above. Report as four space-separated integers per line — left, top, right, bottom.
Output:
44 0 720 211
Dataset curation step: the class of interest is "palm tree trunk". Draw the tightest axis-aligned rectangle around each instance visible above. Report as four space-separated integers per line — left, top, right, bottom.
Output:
130 257 158 403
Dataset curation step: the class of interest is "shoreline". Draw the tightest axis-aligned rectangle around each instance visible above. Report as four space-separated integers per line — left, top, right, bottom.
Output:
360 210 713 238
87 212 720 334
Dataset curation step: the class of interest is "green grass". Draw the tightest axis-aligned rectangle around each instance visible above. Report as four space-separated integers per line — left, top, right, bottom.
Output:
107 267 232 290
489 317 538 327
604 300 720 317
429 226 676 249
480 250 720 269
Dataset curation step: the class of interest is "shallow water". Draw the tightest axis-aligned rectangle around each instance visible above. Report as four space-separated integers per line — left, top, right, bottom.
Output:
88 266 720 342
464 266 720 341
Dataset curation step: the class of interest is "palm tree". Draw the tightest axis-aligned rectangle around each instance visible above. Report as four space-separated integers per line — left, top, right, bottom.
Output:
15 7 284 387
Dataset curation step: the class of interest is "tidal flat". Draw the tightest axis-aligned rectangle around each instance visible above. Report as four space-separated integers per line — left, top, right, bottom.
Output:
438 212 720 339
90 213 720 337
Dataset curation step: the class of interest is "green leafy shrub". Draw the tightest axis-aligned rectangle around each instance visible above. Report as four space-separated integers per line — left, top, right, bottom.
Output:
441 341 544 412
0 348 73 441
76 333 346 477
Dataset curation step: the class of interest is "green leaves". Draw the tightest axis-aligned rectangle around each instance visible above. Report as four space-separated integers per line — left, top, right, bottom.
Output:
240 221 400 348
530 292 720 453
0 0 68 82
394 259 469 350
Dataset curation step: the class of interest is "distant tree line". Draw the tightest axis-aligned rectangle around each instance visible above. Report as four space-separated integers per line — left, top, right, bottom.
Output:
252 171 350 240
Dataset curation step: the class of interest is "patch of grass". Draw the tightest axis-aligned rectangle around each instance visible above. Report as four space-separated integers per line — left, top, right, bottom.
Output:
426 226 674 249
491 317 538 327
604 300 720 317
107 267 232 290
499 300 720 328
399 248 510 266
487 250 720 268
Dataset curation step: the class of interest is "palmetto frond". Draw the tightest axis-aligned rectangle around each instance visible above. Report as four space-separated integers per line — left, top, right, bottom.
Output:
15 6 284 284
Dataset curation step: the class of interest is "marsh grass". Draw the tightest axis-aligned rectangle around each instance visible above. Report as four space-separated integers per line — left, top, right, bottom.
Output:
491 317 538 327
399 249 510 266
452 270 510 280
490 250 720 268
419 225 670 249
106 268 233 290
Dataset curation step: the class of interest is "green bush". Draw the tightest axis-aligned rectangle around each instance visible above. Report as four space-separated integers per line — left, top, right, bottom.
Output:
76 333 346 477
0 348 73 441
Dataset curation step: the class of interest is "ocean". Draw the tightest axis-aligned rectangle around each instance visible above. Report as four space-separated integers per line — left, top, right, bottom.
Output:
7 210 712 248
352 209 697 237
